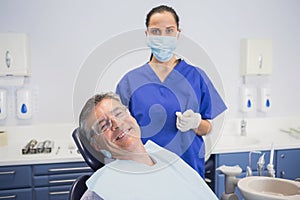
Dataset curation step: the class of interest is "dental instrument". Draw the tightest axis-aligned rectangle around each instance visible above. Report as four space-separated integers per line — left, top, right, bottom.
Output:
267 143 276 177
246 150 261 176
257 153 265 176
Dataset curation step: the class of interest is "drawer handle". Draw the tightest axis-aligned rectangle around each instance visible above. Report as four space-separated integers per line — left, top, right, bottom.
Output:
0 171 16 175
49 179 76 184
48 166 90 172
0 195 16 199
49 191 70 195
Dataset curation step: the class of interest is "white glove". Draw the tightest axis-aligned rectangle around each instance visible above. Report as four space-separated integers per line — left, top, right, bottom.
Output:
176 109 201 132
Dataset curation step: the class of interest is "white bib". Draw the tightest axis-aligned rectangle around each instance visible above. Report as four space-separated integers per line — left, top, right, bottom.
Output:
86 141 217 200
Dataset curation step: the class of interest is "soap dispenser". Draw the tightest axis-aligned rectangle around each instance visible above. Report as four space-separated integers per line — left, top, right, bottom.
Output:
239 87 254 112
0 89 7 120
258 87 271 112
16 88 32 119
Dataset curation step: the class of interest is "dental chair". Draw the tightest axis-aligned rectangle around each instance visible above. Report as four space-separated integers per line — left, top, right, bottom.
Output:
68 128 105 200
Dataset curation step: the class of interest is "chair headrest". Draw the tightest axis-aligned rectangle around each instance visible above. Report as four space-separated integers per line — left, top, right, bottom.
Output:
72 128 104 171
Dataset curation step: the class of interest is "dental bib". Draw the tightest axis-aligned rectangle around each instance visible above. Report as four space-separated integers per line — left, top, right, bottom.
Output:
86 141 217 200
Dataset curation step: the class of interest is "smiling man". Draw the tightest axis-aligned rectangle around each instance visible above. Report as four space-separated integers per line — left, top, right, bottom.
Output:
78 92 218 200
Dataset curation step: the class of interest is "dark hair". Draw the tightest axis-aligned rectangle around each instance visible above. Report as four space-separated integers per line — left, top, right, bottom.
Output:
145 5 180 28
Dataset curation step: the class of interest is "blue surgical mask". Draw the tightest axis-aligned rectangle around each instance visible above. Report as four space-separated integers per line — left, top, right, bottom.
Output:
146 36 177 62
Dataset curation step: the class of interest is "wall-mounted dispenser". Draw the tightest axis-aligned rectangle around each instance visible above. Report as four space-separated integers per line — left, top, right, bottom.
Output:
240 39 273 76
257 87 271 112
16 88 32 119
0 89 7 120
240 87 254 112
0 33 31 76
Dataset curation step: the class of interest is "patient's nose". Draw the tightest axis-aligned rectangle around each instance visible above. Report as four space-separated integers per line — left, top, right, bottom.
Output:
110 118 119 131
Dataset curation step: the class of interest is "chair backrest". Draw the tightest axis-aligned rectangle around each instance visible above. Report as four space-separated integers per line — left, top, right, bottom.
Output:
72 128 104 171
68 174 90 200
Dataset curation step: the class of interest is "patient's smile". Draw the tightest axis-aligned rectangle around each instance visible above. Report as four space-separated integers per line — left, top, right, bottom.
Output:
114 128 132 142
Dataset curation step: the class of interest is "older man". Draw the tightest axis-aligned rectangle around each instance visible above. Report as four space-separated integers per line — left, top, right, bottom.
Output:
78 92 218 200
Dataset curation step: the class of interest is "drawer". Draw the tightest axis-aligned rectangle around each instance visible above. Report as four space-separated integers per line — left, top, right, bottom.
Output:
0 166 32 190
33 162 91 175
34 185 71 200
0 188 32 200
33 172 92 187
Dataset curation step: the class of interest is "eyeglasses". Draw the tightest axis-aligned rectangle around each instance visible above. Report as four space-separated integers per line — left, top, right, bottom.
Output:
91 106 129 136
147 27 178 36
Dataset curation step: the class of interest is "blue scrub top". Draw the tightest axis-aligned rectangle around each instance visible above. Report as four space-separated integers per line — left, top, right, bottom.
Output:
116 59 227 178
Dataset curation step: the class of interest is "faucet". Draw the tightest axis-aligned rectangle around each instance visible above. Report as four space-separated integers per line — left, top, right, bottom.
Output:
246 151 262 176
257 153 265 176
241 119 247 136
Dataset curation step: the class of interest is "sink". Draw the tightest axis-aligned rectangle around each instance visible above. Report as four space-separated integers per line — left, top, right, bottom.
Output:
238 176 300 200
219 135 259 147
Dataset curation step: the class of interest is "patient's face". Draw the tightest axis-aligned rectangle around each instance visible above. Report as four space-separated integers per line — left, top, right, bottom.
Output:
91 98 141 156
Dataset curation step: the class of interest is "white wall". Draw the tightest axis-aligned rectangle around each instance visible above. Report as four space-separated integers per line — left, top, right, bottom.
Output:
1 0 300 125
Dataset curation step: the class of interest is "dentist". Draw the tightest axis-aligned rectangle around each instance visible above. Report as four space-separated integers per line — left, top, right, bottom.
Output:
116 5 227 178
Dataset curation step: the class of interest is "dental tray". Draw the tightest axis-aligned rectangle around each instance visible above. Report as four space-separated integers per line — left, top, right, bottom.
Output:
22 139 54 154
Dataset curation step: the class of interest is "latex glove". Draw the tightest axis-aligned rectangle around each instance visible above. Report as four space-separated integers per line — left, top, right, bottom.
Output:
176 109 201 132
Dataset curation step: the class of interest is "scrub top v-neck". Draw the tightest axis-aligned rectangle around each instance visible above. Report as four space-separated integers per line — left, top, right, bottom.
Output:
116 59 227 178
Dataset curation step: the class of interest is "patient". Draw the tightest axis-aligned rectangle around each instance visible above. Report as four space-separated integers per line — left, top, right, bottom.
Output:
79 92 218 200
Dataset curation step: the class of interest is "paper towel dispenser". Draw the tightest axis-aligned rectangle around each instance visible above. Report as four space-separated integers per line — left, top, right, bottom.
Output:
240 39 273 76
0 33 31 76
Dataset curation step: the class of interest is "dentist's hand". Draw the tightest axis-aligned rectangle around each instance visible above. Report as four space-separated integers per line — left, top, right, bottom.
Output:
176 109 202 132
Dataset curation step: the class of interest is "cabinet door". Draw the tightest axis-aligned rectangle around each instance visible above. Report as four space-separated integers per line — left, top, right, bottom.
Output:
0 166 32 190
34 172 92 187
215 153 247 199
276 149 300 180
33 162 91 175
0 188 32 200
34 185 71 200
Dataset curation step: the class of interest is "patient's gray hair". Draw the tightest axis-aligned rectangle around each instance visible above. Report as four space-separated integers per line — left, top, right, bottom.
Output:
79 92 122 142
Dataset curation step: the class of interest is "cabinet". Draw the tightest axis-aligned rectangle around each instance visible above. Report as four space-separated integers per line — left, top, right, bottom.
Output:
214 151 271 199
276 148 300 180
214 148 300 199
33 162 92 200
0 166 32 199
0 162 92 200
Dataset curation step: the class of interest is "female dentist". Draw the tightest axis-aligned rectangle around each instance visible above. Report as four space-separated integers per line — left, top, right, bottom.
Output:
116 5 227 178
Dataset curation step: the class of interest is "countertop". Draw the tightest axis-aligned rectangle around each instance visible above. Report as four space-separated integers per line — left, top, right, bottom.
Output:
0 123 84 166
212 117 300 154
0 117 300 166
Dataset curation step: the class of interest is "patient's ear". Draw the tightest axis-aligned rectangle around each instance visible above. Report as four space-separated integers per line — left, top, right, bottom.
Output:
90 141 102 151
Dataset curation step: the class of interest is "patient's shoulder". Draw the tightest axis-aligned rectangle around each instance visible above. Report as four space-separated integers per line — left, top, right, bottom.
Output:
80 189 104 200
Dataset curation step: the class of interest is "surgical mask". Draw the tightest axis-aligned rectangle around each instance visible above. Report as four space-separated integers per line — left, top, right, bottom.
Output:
146 35 177 62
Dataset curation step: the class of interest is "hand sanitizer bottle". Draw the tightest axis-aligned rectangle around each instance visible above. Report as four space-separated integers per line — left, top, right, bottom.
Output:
16 88 32 119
